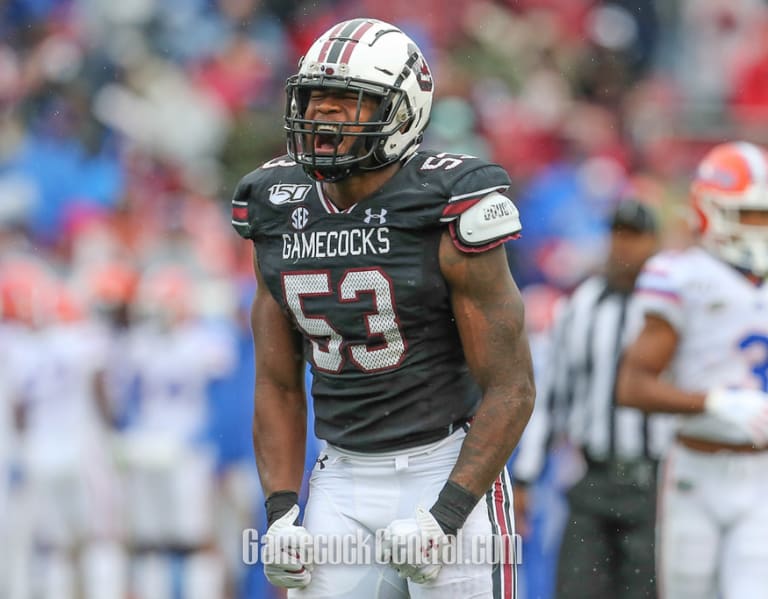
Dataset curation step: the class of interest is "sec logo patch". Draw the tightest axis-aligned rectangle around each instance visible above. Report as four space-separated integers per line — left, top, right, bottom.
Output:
291 206 310 230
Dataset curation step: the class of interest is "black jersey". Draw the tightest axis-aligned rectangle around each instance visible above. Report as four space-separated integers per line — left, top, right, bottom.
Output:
232 150 517 451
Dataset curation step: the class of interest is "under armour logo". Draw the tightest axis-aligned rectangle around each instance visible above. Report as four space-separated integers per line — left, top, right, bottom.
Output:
363 208 387 225
291 206 310 230
316 455 329 470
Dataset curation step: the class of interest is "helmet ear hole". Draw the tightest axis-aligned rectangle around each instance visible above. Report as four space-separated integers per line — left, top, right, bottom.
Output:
398 114 414 135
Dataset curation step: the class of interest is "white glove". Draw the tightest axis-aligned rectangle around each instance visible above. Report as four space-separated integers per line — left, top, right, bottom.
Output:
378 508 451 584
705 388 768 445
261 504 313 589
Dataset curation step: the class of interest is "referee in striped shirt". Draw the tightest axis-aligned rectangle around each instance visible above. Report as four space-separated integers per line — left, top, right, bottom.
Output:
514 200 678 599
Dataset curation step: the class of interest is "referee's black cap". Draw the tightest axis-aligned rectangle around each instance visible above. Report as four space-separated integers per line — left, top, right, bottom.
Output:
610 199 658 234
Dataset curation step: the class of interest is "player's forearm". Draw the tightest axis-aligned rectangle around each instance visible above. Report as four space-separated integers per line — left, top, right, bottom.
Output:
617 365 705 414
253 380 308 496
449 381 535 497
449 289 536 497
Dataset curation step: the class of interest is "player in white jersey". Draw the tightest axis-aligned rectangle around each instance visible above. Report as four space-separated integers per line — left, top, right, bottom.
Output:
0 314 27 599
118 264 236 599
618 141 768 599
1 257 127 599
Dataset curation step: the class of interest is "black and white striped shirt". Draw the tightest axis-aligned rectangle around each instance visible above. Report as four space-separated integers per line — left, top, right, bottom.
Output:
514 275 678 484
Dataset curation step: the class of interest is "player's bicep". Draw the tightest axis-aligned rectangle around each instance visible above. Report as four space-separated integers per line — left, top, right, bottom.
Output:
617 313 678 408
251 251 304 392
623 314 678 377
439 231 532 391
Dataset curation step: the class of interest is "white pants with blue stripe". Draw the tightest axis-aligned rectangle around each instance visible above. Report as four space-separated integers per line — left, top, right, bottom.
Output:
657 442 768 599
289 429 517 599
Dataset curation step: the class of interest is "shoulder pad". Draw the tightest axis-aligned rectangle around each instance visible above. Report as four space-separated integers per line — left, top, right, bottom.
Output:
634 250 685 330
230 156 308 240
452 192 522 251
411 152 511 207
638 251 684 286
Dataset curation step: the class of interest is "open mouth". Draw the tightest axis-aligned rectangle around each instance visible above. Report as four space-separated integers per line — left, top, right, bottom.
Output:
313 124 342 154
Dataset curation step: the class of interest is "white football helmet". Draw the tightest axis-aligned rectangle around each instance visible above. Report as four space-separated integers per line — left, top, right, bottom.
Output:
285 18 434 182
691 141 768 276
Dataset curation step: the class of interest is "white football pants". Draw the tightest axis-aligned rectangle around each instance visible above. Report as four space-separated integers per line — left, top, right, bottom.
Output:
289 428 518 599
657 442 768 598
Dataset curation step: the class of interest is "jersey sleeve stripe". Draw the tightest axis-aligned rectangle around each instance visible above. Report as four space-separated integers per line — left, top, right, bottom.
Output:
635 287 682 303
637 270 675 291
231 179 254 238
641 266 670 277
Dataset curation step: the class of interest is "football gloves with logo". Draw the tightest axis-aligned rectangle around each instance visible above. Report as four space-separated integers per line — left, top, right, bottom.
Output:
261 504 314 589
378 507 451 584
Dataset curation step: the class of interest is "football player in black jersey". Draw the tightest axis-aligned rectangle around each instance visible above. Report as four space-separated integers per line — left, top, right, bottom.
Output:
232 17 535 598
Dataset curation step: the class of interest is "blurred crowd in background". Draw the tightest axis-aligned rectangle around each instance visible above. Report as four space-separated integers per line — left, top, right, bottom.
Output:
2 0 768 598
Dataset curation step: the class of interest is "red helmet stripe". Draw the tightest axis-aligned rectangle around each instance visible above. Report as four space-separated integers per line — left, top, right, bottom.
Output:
339 21 375 64
325 19 368 64
317 21 347 62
